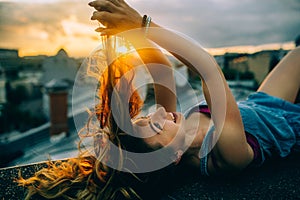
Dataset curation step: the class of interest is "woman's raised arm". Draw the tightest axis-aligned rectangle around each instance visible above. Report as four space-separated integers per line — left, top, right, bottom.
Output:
89 0 254 172
90 1 177 112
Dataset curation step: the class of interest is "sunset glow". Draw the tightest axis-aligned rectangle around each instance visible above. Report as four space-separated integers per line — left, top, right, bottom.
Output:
0 0 298 58
207 42 295 56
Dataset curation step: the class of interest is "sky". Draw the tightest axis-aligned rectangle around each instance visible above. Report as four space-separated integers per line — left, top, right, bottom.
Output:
0 0 299 57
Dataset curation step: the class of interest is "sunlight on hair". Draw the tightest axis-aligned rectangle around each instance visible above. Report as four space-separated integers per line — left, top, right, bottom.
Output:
117 46 129 54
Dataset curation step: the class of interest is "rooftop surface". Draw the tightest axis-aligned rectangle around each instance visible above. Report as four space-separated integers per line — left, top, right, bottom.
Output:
1 153 300 199
2 81 299 199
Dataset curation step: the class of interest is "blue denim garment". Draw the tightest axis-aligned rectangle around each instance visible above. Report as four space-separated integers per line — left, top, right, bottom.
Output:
238 92 300 164
185 92 300 176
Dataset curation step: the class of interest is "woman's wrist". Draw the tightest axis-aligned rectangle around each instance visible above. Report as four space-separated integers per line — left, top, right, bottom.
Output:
141 15 152 35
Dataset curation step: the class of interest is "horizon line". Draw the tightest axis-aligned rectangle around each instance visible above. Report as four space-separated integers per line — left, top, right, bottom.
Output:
0 41 295 58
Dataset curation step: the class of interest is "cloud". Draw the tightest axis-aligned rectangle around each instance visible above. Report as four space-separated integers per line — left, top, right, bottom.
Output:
0 0 299 57
0 1 92 40
129 0 300 47
0 1 97 56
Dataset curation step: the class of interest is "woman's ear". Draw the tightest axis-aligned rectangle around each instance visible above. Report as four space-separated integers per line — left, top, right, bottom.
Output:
174 150 183 165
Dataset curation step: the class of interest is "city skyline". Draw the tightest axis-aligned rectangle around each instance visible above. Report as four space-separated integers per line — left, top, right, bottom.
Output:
0 0 299 58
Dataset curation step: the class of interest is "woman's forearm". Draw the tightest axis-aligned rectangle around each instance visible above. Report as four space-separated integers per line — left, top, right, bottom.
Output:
145 24 254 169
135 46 177 112
116 32 177 112
89 0 253 169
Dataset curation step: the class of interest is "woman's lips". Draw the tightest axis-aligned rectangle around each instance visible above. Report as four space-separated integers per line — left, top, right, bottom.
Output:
172 112 178 123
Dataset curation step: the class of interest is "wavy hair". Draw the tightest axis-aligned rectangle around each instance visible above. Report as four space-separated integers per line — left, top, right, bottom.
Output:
17 52 172 200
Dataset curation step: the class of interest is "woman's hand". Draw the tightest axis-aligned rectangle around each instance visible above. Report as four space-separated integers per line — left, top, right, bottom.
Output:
89 0 143 35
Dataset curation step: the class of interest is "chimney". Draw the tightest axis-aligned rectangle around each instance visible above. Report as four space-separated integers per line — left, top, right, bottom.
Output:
45 79 69 138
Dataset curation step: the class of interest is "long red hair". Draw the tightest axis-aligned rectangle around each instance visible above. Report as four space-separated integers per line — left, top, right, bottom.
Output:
96 54 143 129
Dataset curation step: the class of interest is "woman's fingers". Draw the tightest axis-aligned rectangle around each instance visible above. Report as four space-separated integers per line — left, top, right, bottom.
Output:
95 27 106 32
92 11 122 34
89 0 143 33
91 10 114 25
95 27 116 36
89 0 120 12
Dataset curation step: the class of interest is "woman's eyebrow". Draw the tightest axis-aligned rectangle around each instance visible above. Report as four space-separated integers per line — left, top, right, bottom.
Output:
132 116 150 124
135 114 151 120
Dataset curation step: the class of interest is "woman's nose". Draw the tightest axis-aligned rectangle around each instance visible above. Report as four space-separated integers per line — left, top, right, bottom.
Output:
152 107 175 121
152 107 167 120
149 107 167 127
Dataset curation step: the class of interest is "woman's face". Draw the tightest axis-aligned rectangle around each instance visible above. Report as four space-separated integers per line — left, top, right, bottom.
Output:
132 107 186 151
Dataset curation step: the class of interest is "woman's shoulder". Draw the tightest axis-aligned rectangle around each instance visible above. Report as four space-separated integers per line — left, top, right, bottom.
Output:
184 99 210 118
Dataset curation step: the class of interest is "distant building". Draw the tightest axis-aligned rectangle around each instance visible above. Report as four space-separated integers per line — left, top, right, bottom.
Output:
0 49 21 79
0 49 18 58
228 55 249 73
214 55 226 69
5 54 44 102
41 49 80 118
247 50 288 84
0 67 6 104
295 35 300 47
41 49 79 85
225 49 289 85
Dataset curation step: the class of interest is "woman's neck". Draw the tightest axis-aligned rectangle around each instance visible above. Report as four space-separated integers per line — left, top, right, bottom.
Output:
184 112 211 157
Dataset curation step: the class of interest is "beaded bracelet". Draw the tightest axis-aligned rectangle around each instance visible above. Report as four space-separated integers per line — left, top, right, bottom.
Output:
142 14 151 35
142 15 147 27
